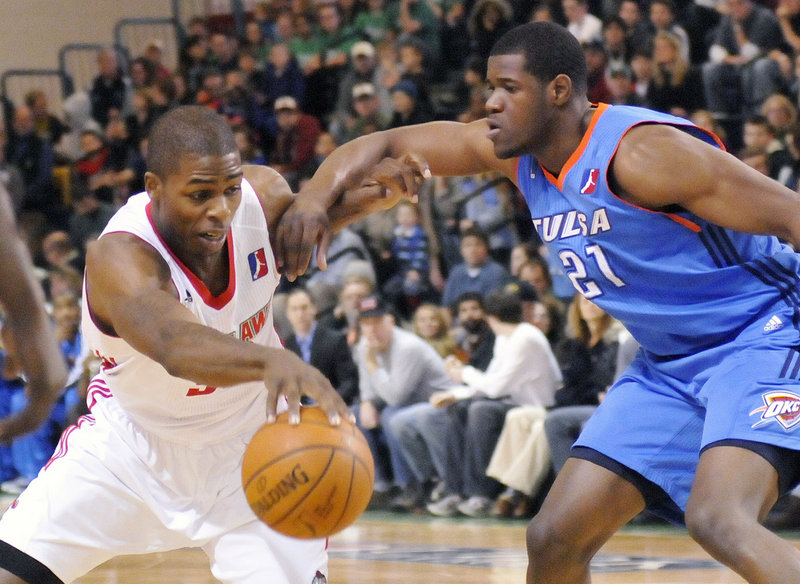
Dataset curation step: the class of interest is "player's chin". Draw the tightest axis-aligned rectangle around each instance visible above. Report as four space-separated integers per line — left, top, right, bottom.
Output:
492 142 521 160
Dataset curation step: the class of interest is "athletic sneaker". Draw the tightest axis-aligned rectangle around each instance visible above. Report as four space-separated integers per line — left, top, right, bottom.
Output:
426 494 463 517
457 496 493 518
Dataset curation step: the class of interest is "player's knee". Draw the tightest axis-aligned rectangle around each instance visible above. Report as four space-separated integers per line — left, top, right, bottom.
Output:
685 499 741 551
526 513 583 565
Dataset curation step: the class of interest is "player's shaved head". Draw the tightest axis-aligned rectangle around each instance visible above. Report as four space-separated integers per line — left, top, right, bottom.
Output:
146 106 238 178
490 22 588 93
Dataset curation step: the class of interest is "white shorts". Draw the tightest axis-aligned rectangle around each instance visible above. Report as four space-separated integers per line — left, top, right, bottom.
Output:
0 399 327 584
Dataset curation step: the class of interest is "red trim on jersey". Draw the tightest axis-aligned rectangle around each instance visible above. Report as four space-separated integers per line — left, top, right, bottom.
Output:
145 202 236 309
43 415 95 471
542 103 609 189
87 378 113 410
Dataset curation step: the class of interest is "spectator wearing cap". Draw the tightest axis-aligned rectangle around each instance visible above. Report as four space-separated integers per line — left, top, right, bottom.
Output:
330 82 390 144
563 0 603 45
267 95 322 191
389 79 434 128
334 41 393 121
351 295 452 507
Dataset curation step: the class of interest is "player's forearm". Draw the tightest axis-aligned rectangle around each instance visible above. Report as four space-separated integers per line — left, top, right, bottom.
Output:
300 131 393 209
142 320 281 387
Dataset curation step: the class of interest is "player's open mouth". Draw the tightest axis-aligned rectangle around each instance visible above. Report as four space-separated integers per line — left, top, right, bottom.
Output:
487 120 501 140
199 231 226 244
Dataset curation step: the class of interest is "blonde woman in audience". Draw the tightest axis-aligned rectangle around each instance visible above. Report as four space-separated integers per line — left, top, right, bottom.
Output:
411 303 457 359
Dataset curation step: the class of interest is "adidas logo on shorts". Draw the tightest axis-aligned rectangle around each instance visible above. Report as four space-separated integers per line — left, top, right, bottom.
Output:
763 315 784 333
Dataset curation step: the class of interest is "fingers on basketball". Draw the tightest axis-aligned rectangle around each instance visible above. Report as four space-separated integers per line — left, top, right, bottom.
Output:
242 406 375 539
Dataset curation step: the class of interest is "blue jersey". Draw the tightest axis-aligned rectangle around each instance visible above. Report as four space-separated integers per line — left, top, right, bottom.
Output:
516 104 800 357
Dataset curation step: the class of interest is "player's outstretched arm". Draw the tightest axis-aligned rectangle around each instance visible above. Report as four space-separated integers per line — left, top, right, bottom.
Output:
613 124 800 247
276 119 517 280
0 186 68 443
84 234 351 425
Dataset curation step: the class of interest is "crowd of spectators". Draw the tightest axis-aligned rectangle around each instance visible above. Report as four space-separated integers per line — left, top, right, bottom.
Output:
4 0 800 529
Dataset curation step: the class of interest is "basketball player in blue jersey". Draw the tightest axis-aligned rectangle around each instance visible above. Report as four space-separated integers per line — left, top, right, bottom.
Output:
0 107 427 584
277 21 800 584
0 183 67 445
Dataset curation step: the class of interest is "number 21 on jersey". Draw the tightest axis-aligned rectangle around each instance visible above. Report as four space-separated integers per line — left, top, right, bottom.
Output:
559 244 626 298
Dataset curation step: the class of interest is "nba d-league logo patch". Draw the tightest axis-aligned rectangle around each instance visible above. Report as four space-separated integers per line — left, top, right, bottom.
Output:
750 391 800 430
248 248 269 280
580 168 600 194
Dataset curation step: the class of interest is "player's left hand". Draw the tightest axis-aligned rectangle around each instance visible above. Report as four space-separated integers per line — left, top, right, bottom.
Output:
275 154 430 281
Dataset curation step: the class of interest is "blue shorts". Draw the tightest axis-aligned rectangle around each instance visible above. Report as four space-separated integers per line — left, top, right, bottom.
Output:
575 302 800 523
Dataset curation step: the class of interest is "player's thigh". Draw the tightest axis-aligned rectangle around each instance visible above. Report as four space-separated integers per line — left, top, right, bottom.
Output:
0 420 189 582
204 519 327 584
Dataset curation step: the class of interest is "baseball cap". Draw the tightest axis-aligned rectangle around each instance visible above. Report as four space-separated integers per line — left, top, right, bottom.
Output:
352 82 376 100
351 41 375 59
274 95 298 112
357 295 388 319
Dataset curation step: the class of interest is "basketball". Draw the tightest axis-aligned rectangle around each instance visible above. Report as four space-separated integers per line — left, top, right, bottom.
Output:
242 406 374 539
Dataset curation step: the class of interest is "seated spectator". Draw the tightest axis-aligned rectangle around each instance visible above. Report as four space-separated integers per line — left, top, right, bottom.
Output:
143 39 173 80
583 40 612 104
451 291 495 371
319 274 376 346
40 230 83 275
260 43 306 113
702 0 786 118
563 0 602 45
648 0 691 63
518 256 567 307
5 104 64 230
393 289 561 516
289 12 322 75
178 34 211 100
381 200 437 320
467 0 515 66
630 47 655 106
648 31 705 118
487 294 622 518
88 47 132 129
607 63 647 106
618 0 653 56
330 82 390 144
72 128 138 206
334 41 393 123
241 20 272 66
761 92 799 144
411 304 458 359
740 115 796 186
390 0 442 66
283 288 359 405
352 295 452 506
458 173 519 266
208 32 240 74
304 226 376 307
268 95 322 191
353 0 394 45
441 227 512 312
389 79 434 128
67 189 116 256
25 89 68 154
395 37 436 119
602 16 630 73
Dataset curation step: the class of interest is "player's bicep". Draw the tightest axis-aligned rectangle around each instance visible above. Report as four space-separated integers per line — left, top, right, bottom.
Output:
613 125 800 238
85 234 200 355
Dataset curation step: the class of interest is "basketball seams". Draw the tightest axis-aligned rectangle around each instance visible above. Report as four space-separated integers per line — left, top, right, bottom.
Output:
272 450 336 536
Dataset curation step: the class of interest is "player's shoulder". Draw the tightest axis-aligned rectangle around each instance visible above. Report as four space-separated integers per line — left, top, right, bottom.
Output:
242 164 293 225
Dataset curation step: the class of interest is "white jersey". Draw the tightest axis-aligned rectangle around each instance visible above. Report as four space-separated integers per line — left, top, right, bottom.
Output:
82 179 282 445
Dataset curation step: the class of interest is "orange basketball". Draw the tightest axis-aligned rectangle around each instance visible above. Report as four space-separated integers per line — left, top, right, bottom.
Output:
242 406 374 539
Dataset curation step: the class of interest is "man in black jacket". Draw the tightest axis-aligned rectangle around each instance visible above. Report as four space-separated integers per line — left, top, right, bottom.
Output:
283 287 359 404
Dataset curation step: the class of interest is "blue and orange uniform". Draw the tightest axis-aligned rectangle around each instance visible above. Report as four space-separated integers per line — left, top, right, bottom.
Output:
516 103 800 522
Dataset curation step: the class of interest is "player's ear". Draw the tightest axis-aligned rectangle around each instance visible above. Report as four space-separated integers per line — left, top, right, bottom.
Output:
144 171 162 199
550 74 573 106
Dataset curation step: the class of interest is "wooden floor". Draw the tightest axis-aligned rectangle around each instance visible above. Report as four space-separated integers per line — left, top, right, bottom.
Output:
58 509 799 584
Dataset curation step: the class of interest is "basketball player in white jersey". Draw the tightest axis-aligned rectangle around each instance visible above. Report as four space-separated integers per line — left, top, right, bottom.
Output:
0 106 426 584
0 183 67 444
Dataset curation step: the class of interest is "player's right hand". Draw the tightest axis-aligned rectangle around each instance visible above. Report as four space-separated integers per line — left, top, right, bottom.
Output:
264 350 353 426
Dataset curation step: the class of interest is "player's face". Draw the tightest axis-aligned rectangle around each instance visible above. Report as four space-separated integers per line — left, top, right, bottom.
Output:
485 54 547 159
147 152 243 262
